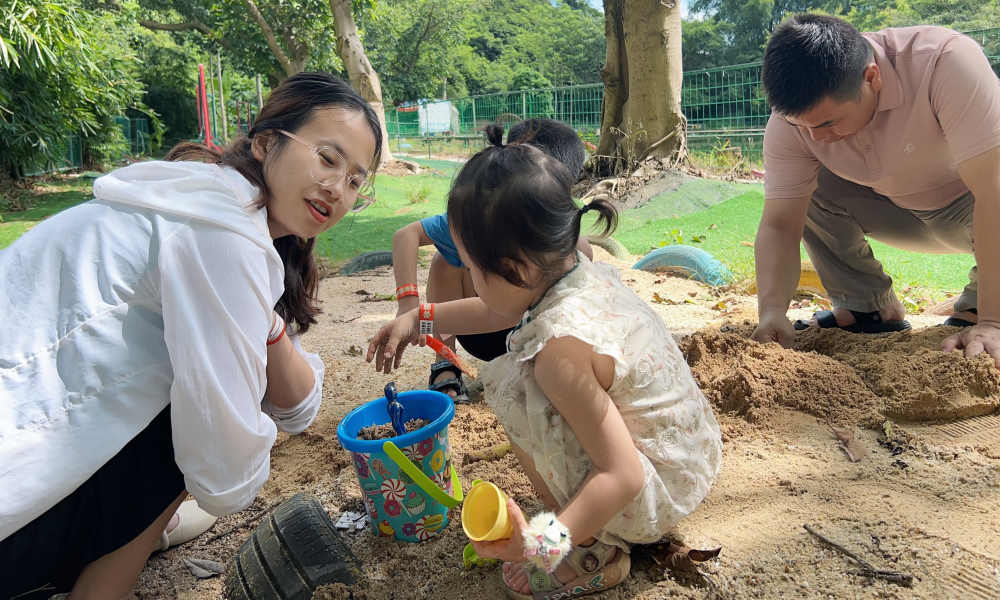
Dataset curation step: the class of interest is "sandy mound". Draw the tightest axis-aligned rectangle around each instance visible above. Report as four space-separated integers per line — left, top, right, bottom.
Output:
682 325 1000 428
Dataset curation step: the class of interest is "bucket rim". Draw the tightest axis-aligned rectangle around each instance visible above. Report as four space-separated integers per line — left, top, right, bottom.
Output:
336 389 454 452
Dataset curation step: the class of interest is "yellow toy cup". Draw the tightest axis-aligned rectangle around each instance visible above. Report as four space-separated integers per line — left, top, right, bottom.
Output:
461 479 513 542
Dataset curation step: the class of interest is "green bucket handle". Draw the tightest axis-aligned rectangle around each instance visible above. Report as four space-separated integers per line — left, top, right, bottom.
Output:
383 441 465 509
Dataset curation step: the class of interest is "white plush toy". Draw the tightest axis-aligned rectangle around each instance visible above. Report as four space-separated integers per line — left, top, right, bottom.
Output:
522 512 573 573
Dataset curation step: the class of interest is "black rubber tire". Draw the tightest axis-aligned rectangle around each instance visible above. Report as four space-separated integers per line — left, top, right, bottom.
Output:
339 251 393 275
224 494 364 600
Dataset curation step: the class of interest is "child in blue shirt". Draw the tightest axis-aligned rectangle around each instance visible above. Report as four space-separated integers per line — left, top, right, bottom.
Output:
391 119 592 401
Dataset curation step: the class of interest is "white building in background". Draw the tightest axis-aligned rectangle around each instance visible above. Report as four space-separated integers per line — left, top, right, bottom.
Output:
417 101 461 135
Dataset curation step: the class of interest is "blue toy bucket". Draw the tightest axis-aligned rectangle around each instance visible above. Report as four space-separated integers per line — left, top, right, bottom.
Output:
336 390 464 542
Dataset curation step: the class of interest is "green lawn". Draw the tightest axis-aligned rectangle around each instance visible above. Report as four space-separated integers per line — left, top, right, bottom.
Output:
589 186 976 294
0 179 94 250
315 158 457 265
2 161 976 298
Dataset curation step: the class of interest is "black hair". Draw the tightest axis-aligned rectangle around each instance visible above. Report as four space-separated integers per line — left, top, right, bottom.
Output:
762 14 874 116
167 72 383 333
507 118 586 178
448 124 616 288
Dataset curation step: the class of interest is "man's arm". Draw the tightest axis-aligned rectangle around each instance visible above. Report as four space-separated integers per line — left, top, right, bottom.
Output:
945 146 1000 366
391 221 435 317
750 195 812 347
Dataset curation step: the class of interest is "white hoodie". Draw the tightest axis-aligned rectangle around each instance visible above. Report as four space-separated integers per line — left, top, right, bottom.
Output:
0 161 325 542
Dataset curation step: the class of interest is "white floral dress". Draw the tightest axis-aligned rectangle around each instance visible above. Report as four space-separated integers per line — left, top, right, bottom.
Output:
481 254 723 550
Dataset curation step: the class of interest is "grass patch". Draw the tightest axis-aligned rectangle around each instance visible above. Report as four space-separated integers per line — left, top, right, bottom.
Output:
589 188 975 296
3 161 975 302
316 159 457 265
1 178 94 250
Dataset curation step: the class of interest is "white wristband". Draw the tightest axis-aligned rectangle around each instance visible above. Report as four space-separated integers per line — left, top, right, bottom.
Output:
419 303 434 335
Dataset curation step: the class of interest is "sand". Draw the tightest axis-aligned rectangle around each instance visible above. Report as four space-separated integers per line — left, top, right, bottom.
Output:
356 419 431 441
136 247 1000 600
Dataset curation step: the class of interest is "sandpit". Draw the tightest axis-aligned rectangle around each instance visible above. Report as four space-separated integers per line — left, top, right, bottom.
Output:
136 248 1000 600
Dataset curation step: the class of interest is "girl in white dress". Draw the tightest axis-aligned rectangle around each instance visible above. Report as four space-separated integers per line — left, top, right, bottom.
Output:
368 124 723 600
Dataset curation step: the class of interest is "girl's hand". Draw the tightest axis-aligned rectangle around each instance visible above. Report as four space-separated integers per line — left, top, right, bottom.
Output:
367 309 424 374
396 295 420 318
470 499 531 563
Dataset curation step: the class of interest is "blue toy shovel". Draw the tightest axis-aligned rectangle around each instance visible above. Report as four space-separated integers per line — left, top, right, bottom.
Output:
385 381 407 436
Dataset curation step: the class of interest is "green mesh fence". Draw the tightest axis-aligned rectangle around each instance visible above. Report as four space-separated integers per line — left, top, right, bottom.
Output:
131 118 150 156
114 116 152 158
389 27 1000 163
19 133 83 177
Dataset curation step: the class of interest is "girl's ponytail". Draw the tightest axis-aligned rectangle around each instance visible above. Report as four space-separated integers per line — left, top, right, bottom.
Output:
484 123 505 148
578 197 618 238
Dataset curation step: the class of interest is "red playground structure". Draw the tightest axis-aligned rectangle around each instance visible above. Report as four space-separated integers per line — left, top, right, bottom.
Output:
196 64 221 151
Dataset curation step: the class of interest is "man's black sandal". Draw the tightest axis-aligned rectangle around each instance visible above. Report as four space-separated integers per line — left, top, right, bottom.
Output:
942 307 977 328
793 309 912 333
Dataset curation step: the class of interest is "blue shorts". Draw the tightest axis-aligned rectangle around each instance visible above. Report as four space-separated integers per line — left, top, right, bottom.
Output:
420 214 464 268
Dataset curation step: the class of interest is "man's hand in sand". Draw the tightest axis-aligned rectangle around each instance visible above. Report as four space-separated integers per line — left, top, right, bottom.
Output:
367 309 423 374
750 312 796 348
943 321 1000 368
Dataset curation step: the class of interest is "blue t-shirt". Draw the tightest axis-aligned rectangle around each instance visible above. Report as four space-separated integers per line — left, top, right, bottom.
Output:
420 213 464 268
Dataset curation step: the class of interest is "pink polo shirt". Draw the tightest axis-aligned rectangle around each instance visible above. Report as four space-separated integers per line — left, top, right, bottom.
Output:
763 26 1000 210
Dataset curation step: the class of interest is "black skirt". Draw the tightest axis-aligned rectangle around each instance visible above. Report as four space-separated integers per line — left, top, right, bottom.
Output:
0 405 185 599
456 327 514 363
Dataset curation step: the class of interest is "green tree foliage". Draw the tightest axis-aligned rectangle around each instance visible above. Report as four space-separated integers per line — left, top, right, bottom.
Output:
374 0 606 100
361 0 472 104
685 0 1000 69
1 0 146 177
362 0 606 104
139 0 342 87
133 27 200 144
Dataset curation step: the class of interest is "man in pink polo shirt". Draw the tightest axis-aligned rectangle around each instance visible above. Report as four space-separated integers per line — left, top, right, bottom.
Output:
751 14 1000 366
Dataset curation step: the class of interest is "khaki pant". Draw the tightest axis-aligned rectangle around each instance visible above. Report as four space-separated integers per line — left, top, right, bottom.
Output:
802 167 977 313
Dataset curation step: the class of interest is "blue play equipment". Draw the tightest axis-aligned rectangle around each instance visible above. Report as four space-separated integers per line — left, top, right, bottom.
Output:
632 245 733 287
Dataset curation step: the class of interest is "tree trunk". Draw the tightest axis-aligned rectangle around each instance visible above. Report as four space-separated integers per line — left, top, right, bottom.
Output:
594 0 685 175
244 0 302 78
329 0 394 164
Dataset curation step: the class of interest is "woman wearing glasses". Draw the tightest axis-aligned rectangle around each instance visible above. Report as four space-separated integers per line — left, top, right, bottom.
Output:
0 73 381 599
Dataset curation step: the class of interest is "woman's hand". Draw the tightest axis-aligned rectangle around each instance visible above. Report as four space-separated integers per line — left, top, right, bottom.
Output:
470 498 531 563
367 308 423 374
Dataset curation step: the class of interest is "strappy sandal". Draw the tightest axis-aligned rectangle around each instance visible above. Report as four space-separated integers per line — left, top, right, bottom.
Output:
793 309 911 334
429 360 470 404
502 539 631 600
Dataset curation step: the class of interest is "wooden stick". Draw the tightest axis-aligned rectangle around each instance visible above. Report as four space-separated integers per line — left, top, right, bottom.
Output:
803 524 913 586
462 441 512 464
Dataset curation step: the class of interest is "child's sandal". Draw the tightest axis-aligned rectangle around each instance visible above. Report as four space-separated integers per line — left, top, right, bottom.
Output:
502 539 631 600
429 360 470 404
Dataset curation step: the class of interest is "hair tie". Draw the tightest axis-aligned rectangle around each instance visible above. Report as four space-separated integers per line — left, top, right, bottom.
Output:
492 139 504 149
579 204 594 215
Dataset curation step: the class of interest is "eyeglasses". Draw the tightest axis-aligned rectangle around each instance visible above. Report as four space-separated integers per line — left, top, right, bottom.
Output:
277 129 376 213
